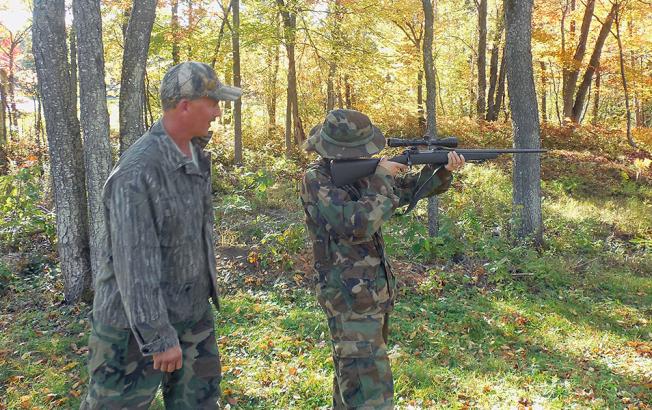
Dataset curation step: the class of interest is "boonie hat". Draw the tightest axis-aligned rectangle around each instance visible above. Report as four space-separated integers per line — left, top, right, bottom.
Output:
160 61 242 109
303 109 385 159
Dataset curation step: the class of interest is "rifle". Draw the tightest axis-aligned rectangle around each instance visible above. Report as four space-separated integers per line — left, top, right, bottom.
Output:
330 136 546 187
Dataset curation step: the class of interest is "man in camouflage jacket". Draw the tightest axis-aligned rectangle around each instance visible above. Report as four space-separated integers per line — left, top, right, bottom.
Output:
81 62 241 409
300 109 464 409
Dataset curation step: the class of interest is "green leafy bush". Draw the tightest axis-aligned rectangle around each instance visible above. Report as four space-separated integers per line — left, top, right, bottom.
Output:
0 166 55 251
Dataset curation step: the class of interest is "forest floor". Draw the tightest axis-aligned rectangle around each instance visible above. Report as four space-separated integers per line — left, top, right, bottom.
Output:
1 121 651 409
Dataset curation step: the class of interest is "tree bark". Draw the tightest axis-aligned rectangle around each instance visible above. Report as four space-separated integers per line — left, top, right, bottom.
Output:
33 0 92 303
505 0 543 246
476 0 487 120
562 0 594 119
69 26 78 116
232 0 243 164
422 0 439 237
119 0 157 153
571 3 617 123
73 0 113 287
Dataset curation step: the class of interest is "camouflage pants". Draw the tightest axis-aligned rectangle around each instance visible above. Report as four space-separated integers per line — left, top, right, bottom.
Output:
327 311 394 410
80 309 221 409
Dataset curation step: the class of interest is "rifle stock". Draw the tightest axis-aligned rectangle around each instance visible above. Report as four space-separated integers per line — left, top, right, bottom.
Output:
330 149 545 187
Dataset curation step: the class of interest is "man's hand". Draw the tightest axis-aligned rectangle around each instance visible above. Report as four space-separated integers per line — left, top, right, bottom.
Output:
153 345 182 373
377 157 409 177
445 151 465 172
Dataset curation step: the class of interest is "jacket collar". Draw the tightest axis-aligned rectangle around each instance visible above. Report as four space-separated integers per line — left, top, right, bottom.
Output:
149 120 212 177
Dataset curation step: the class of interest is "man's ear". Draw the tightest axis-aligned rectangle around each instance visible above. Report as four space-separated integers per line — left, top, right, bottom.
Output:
177 98 191 113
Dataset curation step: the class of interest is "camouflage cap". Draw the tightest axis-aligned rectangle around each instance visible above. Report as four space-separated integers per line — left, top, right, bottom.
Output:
303 109 385 159
159 61 242 110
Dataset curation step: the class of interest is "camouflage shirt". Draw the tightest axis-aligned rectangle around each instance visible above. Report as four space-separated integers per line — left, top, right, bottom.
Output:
300 159 452 316
92 120 218 356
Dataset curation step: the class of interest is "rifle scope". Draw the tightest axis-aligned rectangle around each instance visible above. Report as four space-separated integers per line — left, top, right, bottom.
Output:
387 137 459 148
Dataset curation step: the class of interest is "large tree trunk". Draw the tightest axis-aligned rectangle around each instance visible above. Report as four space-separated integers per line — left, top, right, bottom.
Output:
73 0 113 286
232 0 243 164
571 3 617 123
562 0 594 119
119 0 157 153
422 0 439 237
33 0 92 303
476 0 487 120
614 8 635 148
505 0 543 246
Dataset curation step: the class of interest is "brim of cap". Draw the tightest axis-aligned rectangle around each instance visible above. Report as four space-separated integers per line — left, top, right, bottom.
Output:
303 124 385 159
209 85 243 101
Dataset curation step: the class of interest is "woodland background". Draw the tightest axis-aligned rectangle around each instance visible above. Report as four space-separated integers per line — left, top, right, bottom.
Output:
0 0 651 408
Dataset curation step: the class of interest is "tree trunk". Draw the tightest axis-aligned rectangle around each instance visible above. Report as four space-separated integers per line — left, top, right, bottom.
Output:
36 87 44 145
344 74 352 109
210 1 232 69
277 0 305 151
417 70 425 133
119 0 157 153
171 0 180 64
614 8 635 148
73 0 113 287
488 49 506 121
33 0 92 303
571 3 617 123
591 69 600 125
562 0 595 119
336 74 343 108
505 0 543 246
266 21 280 139
550 62 562 125
476 0 487 120
232 0 243 164
422 0 439 237
7 41 18 137
540 61 547 123
186 0 193 58
327 61 336 111
69 26 78 116
0 69 7 144
468 54 476 118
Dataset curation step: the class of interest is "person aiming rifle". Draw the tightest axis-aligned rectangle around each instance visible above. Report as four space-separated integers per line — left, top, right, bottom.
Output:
300 109 465 409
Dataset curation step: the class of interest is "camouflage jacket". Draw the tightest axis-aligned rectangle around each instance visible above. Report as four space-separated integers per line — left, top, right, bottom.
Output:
300 158 452 317
92 120 218 356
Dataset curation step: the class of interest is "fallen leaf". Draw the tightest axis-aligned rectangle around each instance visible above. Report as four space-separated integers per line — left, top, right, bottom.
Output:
288 367 298 376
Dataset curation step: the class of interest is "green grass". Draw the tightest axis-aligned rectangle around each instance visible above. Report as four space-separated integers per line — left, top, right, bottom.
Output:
1 137 651 409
